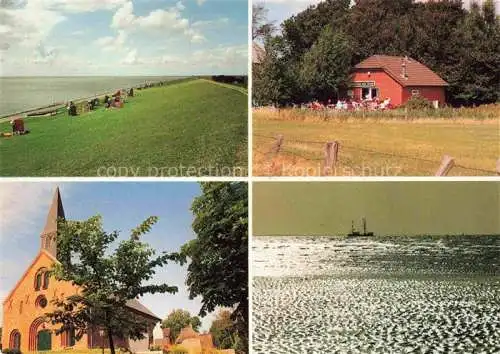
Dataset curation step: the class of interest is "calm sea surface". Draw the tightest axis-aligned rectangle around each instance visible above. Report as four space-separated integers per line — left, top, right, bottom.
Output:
253 236 500 353
0 76 185 116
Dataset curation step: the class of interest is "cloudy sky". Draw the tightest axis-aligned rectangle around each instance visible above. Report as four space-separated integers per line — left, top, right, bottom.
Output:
0 182 234 336
0 0 248 76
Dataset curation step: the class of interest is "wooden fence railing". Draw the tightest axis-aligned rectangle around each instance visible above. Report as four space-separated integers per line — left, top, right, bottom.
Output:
255 134 500 176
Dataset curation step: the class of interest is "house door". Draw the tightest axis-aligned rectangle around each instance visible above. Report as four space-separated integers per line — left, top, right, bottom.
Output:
37 330 52 351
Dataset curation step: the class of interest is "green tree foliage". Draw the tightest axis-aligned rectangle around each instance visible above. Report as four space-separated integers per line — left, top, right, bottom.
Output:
161 309 201 343
253 37 296 106
46 215 182 354
180 182 248 352
254 0 500 106
451 0 500 104
347 0 415 61
300 27 353 102
282 0 351 57
210 309 244 353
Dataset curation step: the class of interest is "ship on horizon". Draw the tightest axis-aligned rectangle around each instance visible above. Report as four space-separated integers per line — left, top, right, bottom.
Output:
347 217 374 237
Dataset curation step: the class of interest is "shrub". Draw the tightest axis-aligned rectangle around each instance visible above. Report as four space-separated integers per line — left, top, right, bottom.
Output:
167 345 189 354
3 349 22 354
401 95 434 110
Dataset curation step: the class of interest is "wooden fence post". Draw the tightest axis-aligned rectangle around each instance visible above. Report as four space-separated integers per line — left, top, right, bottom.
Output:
267 134 284 176
271 134 284 154
435 155 455 176
323 141 339 176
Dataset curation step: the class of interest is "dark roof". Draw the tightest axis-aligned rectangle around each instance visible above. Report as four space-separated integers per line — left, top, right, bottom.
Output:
354 55 448 87
42 187 65 235
126 299 161 321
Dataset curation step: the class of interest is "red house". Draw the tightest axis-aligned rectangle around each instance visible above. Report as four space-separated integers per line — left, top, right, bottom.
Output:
349 55 448 107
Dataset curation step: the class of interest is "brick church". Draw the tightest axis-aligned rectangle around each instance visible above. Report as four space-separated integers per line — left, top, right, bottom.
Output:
2 188 161 352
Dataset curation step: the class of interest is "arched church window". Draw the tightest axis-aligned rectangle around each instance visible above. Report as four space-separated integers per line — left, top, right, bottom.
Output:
35 268 48 291
43 271 50 289
35 273 42 290
9 329 21 349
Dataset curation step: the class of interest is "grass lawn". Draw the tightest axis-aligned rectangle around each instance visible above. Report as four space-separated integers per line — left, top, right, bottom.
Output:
0 79 247 176
253 108 499 176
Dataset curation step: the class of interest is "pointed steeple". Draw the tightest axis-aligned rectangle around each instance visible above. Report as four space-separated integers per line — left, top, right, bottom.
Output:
40 187 65 258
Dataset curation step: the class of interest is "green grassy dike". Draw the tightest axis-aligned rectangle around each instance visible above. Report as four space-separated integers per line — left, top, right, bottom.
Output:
0 79 248 176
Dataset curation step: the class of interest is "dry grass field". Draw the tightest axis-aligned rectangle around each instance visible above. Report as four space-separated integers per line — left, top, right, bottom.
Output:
253 105 500 176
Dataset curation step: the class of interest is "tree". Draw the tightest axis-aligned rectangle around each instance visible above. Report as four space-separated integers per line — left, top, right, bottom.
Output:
450 0 500 104
161 309 201 343
282 0 351 58
209 309 244 352
46 215 181 354
252 3 275 41
347 0 415 62
181 182 248 352
253 36 296 106
300 27 354 102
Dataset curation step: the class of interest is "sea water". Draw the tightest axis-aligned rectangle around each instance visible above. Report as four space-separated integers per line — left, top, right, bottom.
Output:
0 76 185 116
252 235 500 353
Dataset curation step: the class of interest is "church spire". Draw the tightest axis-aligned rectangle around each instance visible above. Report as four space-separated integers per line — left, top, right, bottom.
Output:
40 187 65 258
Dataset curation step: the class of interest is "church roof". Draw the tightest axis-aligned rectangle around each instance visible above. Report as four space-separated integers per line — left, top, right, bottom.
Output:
41 187 65 235
126 299 161 321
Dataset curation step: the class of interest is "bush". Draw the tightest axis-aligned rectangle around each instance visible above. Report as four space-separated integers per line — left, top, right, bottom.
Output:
401 95 434 110
3 349 22 354
167 345 188 354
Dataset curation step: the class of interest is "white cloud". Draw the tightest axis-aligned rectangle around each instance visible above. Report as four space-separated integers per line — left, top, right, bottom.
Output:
176 1 185 11
33 0 128 13
0 4 66 49
192 17 229 28
197 0 206 5
118 44 247 73
110 1 205 44
0 183 69 236
121 48 141 65
111 0 135 29
33 41 58 63
95 30 127 52
71 30 86 36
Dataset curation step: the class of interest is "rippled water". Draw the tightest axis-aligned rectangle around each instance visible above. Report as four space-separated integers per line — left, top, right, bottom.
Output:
0 76 184 116
253 236 500 353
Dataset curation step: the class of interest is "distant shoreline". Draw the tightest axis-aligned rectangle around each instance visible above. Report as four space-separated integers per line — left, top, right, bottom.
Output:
0 75 248 118
0 77 190 120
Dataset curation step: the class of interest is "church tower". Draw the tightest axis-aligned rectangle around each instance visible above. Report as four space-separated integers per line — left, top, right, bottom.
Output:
40 187 65 259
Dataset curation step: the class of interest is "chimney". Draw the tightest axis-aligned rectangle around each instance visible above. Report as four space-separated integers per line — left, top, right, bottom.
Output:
401 58 408 79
